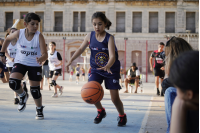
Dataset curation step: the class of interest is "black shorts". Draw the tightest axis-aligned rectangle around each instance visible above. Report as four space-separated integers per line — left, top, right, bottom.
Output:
49 69 62 78
11 63 42 81
76 73 80 77
7 67 13 73
82 73 85 76
154 68 165 79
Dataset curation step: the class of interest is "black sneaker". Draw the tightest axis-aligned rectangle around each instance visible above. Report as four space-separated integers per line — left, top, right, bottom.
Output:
157 88 160 96
14 98 19 105
161 92 164 96
36 106 44 120
118 114 127 126
94 108 106 124
18 93 29 112
22 81 28 93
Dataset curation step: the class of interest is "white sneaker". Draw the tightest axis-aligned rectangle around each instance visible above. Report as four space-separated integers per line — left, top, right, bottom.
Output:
59 86 63 96
51 93 58 98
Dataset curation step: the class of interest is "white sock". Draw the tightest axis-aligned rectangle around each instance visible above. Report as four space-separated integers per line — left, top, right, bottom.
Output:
14 96 18 98
36 106 42 109
18 91 26 97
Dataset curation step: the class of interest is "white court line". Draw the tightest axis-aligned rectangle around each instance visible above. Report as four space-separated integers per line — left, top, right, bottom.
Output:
138 96 153 133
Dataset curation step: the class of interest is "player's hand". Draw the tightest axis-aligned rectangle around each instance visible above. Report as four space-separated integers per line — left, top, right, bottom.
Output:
160 67 165 70
0 56 6 64
11 58 15 62
66 60 72 68
150 66 153 71
36 57 43 65
55 64 60 67
97 66 112 74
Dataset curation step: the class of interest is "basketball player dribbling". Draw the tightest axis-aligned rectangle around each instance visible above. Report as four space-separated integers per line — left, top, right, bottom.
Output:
0 13 47 120
66 12 127 126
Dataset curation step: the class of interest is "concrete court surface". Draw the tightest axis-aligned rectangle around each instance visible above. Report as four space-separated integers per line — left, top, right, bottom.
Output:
0 79 167 133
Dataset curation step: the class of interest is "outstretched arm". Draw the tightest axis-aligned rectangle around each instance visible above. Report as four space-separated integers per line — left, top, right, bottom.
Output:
37 33 48 65
66 33 90 67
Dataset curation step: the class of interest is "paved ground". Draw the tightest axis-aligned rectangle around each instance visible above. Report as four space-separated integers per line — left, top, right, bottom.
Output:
0 76 167 133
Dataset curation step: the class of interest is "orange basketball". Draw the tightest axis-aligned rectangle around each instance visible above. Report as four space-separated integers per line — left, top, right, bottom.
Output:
81 81 104 104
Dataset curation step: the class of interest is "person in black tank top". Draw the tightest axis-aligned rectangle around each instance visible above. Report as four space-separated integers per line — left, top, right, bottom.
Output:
124 63 140 93
66 12 127 126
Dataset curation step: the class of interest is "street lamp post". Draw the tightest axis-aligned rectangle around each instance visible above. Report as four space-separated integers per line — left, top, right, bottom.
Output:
63 37 66 80
124 37 128 78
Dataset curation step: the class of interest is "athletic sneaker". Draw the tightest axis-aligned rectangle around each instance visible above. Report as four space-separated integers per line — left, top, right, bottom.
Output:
59 86 63 96
18 93 29 112
36 106 44 120
22 81 28 93
52 93 58 98
117 114 127 126
14 98 19 105
94 108 106 124
157 88 160 96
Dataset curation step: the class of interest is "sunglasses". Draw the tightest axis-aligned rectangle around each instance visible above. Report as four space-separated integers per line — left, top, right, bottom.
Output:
166 36 176 47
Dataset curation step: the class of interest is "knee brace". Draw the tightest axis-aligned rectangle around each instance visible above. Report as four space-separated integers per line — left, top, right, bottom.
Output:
9 78 21 91
30 86 41 99
50 80 57 86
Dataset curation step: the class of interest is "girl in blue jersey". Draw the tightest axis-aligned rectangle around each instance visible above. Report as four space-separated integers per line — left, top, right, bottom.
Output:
66 12 127 126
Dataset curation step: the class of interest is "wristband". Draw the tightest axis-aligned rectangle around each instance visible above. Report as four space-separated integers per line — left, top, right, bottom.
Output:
0 52 5 57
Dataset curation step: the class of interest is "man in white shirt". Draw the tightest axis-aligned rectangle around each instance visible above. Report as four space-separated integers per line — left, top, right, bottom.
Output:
124 63 140 93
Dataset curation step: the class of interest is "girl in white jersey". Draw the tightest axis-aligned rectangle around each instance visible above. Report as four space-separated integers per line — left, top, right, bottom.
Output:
5 28 28 105
48 42 63 97
0 13 48 120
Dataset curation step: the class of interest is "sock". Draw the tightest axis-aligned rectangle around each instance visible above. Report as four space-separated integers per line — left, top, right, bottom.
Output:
97 107 105 112
14 95 18 98
37 106 42 109
119 113 126 117
18 91 26 97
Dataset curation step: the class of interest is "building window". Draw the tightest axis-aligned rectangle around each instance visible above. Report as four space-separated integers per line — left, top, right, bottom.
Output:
132 12 142 33
54 12 63 32
149 12 158 33
5 12 13 31
20 12 28 19
80 12 86 32
35 12 44 32
73 12 78 32
165 12 175 33
116 12 125 32
186 12 195 33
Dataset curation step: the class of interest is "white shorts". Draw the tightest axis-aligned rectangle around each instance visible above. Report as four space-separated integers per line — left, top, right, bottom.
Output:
70 75 73 78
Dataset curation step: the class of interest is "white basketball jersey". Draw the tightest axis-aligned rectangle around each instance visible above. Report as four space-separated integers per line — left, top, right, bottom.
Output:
48 50 62 70
6 43 17 67
14 29 41 66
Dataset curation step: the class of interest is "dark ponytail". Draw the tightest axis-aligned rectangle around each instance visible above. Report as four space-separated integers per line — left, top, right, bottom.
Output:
91 12 112 30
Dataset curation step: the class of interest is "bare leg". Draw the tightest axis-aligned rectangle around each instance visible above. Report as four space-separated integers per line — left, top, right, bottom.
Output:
155 76 159 89
52 75 59 94
40 78 44 90
47 78 50 90
134 79 139 93
124 78 130 92
94 101 103 109
29 80 42 107
110 89 124 115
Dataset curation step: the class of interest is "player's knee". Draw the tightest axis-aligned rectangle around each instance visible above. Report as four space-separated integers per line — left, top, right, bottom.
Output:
51 80 57 86
9 78 21 90
30 86 41 99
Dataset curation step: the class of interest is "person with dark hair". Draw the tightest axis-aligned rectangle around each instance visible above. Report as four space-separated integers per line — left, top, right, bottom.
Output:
0 12 47 120
149 42 165 96
169 51 199 133
5 27 28 105
124 63 140 93
0 38 9 83
40 44 50 90
48 42 63 97
163 37 193 133
66 12 127 126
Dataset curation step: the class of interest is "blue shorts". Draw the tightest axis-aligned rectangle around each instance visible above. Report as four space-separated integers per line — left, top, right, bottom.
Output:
0 61 8 78
89 73 121 90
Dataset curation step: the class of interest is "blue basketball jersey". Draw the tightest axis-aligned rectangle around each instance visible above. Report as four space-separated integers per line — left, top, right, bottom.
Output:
89 31 120 79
